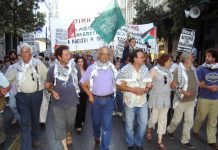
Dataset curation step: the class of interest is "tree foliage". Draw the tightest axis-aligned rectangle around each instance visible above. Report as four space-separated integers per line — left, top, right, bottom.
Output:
0 0 46 36
167 0 201 37
133 0 166 39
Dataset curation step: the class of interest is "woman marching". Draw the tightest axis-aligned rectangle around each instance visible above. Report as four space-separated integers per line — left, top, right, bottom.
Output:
74 56 88 134
146 54 173 150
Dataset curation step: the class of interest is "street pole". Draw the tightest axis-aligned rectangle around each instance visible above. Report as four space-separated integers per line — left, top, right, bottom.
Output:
125 0 127 24
46 27 47 50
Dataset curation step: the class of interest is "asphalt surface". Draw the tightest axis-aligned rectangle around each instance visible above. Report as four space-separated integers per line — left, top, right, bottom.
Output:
0 104 217 150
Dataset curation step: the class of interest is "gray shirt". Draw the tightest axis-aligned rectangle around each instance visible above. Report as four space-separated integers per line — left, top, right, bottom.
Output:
46 65 81 108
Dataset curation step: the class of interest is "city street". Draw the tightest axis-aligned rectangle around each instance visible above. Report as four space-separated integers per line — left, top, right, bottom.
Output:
0 0 218 150
1 104 216 150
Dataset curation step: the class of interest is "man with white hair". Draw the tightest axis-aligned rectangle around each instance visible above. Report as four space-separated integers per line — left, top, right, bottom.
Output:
5 43 48 150
167 52 198 149
80 46 117 150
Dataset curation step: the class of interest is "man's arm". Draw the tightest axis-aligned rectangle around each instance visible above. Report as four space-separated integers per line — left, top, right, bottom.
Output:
124 33 130 48
170 69 192 97
5 66 16 84
44 82 59 100
81 82 94 104
0 71 10 96
197 67 218 92
39 62 48 83
80 66 94 103
170 69 178 89
44 66 59 100
116 81 148 95
199 81 218 92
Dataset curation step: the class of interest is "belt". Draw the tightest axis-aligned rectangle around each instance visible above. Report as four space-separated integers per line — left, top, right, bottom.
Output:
93 93 114 99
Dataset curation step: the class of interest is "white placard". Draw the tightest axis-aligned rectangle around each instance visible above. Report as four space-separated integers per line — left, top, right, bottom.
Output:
177 28 196 52
113 23 158 57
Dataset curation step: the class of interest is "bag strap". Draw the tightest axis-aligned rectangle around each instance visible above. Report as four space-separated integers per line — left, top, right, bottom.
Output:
35 66 39 91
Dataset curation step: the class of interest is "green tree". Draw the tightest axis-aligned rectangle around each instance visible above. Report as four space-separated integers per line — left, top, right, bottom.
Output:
133 0 166 39
0 0 46 49
167 0 201 37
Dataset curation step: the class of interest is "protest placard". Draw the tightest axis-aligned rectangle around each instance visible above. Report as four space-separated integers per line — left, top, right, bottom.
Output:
177 28 196 52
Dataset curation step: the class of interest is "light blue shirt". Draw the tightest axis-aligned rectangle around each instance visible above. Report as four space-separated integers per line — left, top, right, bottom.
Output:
0 71 9 88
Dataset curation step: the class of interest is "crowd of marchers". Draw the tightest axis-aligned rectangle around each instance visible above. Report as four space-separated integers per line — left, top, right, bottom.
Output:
0 36 218 150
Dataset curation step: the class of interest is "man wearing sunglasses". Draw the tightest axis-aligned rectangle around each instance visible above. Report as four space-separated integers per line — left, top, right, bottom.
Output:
167 52 198 149
117 49 152 150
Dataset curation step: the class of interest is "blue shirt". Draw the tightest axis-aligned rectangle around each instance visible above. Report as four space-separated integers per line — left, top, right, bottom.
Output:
197 66 218 100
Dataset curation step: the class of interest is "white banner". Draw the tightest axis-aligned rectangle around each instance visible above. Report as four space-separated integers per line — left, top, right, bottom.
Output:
50 18 104 51
177 28 196 52
50 18 157 54
113 23 158 57
68 23 104 50
22 33 39 55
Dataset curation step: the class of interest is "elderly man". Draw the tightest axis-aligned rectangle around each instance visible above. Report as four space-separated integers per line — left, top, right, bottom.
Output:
117 49 152 150
45 45 80 150
5 43 48 150
80 46 117 150
167 52 198 149
193 48 218 150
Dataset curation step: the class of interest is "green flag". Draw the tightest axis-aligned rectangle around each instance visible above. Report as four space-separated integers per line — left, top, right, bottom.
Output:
91 0 125 43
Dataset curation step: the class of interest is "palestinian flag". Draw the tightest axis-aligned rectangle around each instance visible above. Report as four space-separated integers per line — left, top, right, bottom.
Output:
142 27 156 43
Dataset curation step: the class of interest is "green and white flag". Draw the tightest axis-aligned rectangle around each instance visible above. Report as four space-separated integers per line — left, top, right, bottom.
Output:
91 0 125 43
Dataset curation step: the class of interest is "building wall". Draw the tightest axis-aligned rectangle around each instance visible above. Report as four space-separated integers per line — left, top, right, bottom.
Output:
126 0 155 24
120 0 126 21
50 0 59 18
126 0 137 24
151 0 169 11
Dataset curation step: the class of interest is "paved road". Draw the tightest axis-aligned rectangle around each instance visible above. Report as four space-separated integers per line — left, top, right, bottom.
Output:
0 104 217 150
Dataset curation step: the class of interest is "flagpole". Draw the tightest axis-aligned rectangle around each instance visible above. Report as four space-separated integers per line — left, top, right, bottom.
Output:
125 0 127 25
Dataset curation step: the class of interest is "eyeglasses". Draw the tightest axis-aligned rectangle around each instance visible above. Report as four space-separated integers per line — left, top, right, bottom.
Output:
164 76 167 84
100 53 110 56
21 51 30 54
31 73 34 81
137 56 145 59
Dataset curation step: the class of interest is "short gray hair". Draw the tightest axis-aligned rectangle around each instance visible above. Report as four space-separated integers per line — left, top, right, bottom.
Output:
18 43 32 54
96 46 113 58
180 52 191 63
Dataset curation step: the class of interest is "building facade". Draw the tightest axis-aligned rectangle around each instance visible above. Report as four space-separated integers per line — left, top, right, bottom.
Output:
126 0 153 24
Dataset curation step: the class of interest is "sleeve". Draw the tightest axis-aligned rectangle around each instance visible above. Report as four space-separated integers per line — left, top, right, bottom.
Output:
0 71 9 88
5 66 16 84
75 64 81 81
46 66 55 83
197 66 204 81
121 46 129 63
149 68 157 80
39 62 48 83
80 66 92 84
173 69 178 83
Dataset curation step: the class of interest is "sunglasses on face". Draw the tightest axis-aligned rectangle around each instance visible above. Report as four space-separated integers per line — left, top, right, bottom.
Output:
31 73 34 81
164 76 167 84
